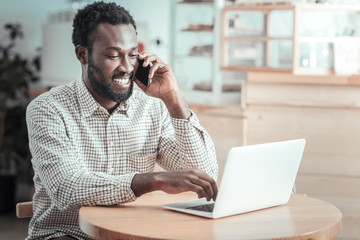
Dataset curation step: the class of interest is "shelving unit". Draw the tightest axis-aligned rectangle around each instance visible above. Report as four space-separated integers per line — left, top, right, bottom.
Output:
221 4 360 75
219 4 360 238
171 0 242 105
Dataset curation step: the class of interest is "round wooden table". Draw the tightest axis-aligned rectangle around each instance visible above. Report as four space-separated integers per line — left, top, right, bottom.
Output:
79 191 342 240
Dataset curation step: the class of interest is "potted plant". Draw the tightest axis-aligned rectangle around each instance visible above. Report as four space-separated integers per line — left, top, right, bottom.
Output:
0 23 40 213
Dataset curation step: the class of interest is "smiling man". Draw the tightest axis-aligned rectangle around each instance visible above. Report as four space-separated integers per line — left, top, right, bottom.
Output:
26 1 218 239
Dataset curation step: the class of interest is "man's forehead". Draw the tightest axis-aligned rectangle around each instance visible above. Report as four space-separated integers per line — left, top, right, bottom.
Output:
91 23 137 48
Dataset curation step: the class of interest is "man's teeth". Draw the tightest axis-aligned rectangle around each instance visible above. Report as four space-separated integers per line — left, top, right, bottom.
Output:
113 78 129 84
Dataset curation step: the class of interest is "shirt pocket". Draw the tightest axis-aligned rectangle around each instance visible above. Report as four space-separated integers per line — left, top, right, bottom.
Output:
128 152 157 173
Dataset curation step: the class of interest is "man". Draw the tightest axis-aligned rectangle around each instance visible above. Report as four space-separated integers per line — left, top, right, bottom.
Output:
26 1 218 239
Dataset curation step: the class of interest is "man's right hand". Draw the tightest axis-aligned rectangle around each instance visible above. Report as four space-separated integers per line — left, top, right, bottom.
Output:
131 169 218 201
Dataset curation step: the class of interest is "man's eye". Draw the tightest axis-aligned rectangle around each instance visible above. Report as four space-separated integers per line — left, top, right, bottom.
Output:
107 55 119 59
129 54 138 59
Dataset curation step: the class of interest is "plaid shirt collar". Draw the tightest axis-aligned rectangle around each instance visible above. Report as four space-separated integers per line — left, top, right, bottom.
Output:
76 78 135 118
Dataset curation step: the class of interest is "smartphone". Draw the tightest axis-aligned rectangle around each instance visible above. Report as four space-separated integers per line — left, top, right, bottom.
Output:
135 59 151 88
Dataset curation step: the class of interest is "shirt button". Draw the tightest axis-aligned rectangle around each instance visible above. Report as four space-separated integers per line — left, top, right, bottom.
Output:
108 167 114 174
109 142 114 147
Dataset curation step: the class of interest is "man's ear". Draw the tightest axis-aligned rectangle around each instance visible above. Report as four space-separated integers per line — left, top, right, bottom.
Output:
75 45 88 64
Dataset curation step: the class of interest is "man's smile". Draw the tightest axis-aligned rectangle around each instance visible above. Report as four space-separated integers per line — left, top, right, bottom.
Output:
111 73 133 87
113 77 130 84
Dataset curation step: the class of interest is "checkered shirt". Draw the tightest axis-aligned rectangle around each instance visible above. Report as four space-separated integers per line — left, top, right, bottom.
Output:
25 79 218 239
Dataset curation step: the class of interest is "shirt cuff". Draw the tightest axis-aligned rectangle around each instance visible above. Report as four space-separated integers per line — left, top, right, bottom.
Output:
171 110 203 133
117 172 138 203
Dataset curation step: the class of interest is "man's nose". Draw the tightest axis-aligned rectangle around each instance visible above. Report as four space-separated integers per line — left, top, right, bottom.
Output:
118 57 134 74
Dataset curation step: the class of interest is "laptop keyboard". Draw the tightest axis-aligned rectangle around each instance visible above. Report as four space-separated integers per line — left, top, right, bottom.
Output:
186 203 215 212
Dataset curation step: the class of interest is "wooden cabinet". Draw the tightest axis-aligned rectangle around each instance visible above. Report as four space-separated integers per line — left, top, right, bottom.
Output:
221 4 360 75
244 71 360 240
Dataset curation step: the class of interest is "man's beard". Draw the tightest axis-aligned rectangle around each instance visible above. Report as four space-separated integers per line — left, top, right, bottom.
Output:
87 55 134 104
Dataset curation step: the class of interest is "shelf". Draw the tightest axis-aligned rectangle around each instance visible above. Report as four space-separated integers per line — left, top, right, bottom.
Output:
224 36 293 41
181 29 213 32
298 36 360 43
221 66 292 73
172 0 241 105
181 23 214 32
221 3 360 75
178 1 214 5
223 4 293 11
223 3 360 12
193 81 241 92
175 55 213 59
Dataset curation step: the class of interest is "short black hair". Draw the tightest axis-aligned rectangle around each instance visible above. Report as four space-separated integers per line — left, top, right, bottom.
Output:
72 1 137 49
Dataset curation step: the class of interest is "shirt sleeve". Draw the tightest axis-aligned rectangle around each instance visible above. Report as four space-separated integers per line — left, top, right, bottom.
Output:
26 100 137 211
156 107 219 181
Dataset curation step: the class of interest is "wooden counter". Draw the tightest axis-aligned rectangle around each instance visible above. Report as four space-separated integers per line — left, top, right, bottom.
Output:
244 71 360 240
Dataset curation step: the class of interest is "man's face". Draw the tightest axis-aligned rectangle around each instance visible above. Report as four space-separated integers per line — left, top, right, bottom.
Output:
86 23 139 104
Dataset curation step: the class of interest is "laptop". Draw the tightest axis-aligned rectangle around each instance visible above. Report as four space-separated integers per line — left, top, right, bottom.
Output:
162 138 306 219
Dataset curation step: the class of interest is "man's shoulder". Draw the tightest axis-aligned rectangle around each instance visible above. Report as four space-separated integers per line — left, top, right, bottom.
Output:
28 81 77 112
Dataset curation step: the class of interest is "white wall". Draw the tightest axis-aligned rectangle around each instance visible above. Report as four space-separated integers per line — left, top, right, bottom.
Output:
117 0 172 62
0 0 70 59
0 0 171 84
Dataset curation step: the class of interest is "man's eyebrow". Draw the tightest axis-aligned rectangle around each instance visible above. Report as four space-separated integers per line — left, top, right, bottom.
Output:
105 46 138 51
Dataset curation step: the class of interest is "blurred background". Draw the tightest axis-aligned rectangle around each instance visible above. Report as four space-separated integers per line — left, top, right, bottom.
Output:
1 0 360 239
